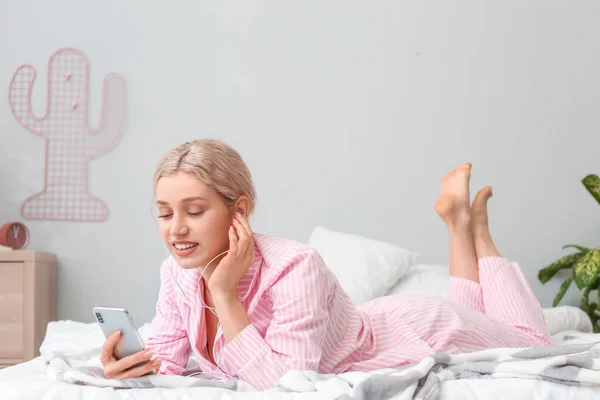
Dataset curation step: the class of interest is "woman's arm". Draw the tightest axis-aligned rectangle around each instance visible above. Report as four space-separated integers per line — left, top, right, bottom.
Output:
212 291 250 342
144 260 191 375
216 249 333 390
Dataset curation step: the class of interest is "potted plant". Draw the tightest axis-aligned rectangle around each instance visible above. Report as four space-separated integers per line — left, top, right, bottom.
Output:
538 174 600 332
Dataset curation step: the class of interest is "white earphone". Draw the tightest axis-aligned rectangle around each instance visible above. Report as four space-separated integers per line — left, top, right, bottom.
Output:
160 243 236 380
162 241 228 317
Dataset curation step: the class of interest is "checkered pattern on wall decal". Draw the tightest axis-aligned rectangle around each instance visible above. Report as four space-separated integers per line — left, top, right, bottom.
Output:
8 48 126 221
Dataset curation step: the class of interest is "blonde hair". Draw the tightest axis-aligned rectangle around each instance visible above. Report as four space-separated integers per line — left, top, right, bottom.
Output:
153 139 256 214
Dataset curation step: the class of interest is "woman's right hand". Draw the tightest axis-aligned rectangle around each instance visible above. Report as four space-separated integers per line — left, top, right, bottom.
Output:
100 331 161 379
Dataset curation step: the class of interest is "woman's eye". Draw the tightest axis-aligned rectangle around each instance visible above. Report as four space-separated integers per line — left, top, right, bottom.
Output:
188 211 204 217
158 213 173 219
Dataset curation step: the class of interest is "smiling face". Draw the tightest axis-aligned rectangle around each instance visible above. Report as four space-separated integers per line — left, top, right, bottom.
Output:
155 171 235 269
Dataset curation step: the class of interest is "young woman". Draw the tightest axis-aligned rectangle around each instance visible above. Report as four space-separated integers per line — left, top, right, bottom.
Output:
100 139 552 390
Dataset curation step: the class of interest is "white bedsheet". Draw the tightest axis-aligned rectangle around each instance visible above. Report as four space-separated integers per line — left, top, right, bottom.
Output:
4 351 600 400
1 312 599 400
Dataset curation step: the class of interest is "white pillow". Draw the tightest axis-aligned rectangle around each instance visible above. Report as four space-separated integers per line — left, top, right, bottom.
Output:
542 305 593 335
308 226 418 305
385 264 450 300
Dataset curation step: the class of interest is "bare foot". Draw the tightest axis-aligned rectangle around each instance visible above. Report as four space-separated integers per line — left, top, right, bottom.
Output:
471 186 500 259
435 162 472 229
471 186 492 235
436 162 479 282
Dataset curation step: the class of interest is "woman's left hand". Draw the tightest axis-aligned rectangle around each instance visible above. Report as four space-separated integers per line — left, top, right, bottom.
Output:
207 212 255 298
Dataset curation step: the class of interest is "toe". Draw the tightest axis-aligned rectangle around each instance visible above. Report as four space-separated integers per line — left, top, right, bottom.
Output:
483 185 492 197
443 162 471 179
457 163 471 179
474 186 492 203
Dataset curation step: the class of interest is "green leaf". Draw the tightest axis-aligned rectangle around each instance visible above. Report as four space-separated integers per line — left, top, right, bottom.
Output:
582 174 600 206
552 277 573 307
573 248 600 290
588 302 598 316
562 244 592 253
580 277 600 313
592 301 600 333
581 289 590 312
538 252 584 284
588 303 598 332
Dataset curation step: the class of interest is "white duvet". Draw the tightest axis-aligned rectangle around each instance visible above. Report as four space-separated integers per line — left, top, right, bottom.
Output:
1 306 599 400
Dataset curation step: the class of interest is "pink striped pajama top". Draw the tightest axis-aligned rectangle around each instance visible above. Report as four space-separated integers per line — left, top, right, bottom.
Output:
145 234 552 390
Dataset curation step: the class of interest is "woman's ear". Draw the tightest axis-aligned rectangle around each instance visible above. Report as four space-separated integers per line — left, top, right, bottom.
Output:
233 196 250 217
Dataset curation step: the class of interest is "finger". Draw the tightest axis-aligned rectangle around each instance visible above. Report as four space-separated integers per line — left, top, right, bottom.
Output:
229 226 238 254
100 331 121 364
235 213 254 237
236 214 254 258
113 359 159 380
113 358 161 380
232 219 249 250
232 218 248 240
111 349 154 375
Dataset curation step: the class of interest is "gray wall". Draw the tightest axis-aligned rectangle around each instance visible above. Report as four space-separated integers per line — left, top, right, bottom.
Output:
1 1 599 324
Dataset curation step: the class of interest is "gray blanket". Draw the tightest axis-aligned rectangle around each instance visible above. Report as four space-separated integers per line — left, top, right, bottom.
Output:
332 341 600 399
45 340 600 399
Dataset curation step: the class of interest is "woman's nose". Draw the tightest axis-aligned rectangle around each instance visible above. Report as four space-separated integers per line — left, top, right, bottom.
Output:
169 216 188 236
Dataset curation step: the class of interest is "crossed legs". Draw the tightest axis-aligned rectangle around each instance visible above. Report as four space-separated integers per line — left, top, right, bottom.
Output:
435 162 500 283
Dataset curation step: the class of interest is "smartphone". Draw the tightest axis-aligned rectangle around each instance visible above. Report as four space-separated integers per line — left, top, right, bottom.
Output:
93 306 149 369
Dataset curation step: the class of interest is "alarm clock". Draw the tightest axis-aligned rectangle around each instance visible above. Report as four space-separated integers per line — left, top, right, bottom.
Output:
0 222 30 250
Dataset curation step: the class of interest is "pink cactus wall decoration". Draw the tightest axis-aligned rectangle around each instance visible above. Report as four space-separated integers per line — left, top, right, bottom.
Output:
9 48 126 221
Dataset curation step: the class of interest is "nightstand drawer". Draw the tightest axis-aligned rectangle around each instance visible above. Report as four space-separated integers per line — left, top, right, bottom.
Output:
0 251 56 365
0 262 24 359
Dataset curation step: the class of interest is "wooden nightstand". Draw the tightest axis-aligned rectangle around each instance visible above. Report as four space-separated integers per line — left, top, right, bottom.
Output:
0 251 57 368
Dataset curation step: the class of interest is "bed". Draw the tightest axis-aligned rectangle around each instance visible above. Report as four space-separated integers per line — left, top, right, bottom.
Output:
1 226 599 399
0 306 599 400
